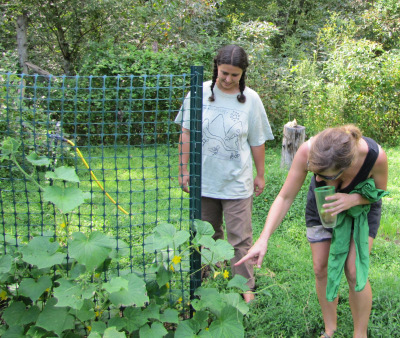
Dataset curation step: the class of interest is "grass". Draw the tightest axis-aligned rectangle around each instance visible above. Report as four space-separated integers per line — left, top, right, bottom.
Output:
1 143 189 235
1 143 399 337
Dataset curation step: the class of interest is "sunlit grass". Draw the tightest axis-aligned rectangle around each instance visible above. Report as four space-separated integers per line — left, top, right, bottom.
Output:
379 146 400 241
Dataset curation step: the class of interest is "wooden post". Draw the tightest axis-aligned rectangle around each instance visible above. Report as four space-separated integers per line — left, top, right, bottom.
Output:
281 122 306 169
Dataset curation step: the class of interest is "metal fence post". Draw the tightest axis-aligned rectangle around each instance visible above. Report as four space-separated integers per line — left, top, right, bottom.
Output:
189 66 203 304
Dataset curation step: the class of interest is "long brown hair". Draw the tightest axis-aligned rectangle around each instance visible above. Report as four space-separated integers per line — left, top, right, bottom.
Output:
209 44 248 103
308 124 362 173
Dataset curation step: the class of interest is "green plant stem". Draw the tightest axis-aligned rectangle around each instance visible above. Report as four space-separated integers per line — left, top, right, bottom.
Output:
11 155 45 192
193 246 214 267
177 245 191 257
62 214 69 233
252 283 290 298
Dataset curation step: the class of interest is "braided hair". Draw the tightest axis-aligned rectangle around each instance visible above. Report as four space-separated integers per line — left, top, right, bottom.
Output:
209 44 249 103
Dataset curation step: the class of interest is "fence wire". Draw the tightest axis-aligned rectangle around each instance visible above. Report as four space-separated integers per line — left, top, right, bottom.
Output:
0 69 203 306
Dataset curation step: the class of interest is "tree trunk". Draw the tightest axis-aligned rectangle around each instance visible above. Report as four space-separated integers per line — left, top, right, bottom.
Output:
54 20 75 75
16 13 29 74
280 123 306 170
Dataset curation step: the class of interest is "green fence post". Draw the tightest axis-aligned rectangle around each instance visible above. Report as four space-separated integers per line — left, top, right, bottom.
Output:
189 66 203 304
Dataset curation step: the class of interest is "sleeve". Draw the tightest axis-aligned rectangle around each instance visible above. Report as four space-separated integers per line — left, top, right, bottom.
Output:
174 91 191 130
247 92 274 146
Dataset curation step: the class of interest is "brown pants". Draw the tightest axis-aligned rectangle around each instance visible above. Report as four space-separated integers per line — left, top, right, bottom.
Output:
201 196 254 290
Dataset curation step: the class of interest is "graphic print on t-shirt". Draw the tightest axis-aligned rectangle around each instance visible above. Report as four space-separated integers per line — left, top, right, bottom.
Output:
202 107 245 162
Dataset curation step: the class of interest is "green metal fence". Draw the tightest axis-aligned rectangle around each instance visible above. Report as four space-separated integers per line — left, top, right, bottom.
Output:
0 67 203 304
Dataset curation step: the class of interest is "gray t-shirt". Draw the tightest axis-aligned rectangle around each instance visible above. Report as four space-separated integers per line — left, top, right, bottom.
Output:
175 80 274 199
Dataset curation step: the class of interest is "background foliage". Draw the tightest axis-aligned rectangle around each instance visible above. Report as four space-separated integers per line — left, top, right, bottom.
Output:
1 0 400 145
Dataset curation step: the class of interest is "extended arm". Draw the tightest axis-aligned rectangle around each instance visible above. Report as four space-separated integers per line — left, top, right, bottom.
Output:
235 142 310 268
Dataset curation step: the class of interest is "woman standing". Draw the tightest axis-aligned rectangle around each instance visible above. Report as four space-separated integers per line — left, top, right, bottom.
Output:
236 125 388 336
175 44 274 302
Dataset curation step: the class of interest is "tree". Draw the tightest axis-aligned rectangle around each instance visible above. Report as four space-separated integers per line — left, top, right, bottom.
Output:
359 0 400 50
1 0 122 74
27 0 113 75
16 12 28 74
2 0 225 75
218 0 368 57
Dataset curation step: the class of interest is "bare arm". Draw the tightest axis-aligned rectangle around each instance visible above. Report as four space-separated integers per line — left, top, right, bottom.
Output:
370 146 388 190
178 127 190 193
251 143 266 197
235 142 310 268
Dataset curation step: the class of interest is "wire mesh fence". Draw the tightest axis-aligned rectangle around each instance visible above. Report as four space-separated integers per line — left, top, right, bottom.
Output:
0 68 203 306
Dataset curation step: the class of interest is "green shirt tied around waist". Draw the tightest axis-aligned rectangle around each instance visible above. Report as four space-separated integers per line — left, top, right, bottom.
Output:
326 178 389 302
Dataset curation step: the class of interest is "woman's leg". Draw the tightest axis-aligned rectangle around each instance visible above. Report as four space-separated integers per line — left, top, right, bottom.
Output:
344 236 374 338
310 240 338 336
200 197 223 278
201 197 224 240
222 197 254 302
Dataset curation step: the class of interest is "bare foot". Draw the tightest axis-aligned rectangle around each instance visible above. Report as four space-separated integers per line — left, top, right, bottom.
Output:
242 292 255 303
320 330 336 338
